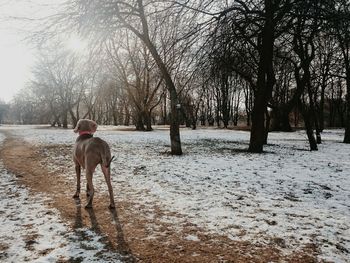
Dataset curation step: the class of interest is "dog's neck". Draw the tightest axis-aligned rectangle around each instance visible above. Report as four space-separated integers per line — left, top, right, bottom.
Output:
79 131 94 136
77 131 94 141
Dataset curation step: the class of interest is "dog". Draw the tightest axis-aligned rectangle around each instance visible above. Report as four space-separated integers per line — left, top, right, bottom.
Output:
73 119 115 209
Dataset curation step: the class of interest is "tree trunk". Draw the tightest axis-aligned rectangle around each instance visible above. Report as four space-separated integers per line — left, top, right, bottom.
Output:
246 111 251 126
142 37 182 155
144 111 153 131
249 0 275 152
271 108 292 131
113 111 118 126
299 101 318 150
192 118 197 130
313 103 322 144
319 84 326 131
62 109 68 129
135 112 145 131
162 90 168 125
69 109 78 129
344 69 350 143
305 119 318 151
308 88 322 144
222 106 229 128
221 76 230 128
264 109 271 144
124 109 130 126
344 94 350 142
244 86 252 126
249 106 266 152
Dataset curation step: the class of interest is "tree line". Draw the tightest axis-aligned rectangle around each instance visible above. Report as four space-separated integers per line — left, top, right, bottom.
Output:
3 0 350 154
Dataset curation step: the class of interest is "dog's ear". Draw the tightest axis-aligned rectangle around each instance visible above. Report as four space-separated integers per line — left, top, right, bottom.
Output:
74 120 81 133
90 121 97 133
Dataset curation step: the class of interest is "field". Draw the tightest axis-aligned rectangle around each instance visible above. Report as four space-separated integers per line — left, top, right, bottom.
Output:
0 125 349 262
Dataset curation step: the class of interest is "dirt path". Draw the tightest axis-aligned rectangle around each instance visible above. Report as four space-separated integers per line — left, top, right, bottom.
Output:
0 133 320 263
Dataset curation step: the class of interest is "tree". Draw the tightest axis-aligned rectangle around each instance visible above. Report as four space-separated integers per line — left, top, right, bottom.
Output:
0 100 8 124
61 0 183 154
105 31 164 131
329 0 350 143
205 0 293 151
31 45 86 128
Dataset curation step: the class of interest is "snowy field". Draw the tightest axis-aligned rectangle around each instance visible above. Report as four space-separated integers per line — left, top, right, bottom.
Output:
0 125 350 262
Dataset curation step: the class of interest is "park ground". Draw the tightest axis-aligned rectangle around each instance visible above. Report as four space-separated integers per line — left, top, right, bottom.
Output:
0 125 349 262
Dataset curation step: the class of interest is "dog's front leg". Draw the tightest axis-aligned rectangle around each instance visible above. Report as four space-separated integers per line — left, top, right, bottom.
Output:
73 164 81 198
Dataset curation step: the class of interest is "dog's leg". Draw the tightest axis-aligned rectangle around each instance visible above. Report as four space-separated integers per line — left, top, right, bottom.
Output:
101 165 115 209
73 164 81 198
85 164 95 209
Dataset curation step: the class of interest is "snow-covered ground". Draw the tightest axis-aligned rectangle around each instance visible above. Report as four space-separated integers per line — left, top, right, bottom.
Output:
1 125 350 262
0 132 123 263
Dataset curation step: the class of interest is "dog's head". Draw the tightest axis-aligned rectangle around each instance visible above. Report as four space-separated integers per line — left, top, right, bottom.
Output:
74 119 97 135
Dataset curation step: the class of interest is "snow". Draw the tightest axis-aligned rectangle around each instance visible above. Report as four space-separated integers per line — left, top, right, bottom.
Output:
184 235 200 242
1 126 350 262
0 132 123 263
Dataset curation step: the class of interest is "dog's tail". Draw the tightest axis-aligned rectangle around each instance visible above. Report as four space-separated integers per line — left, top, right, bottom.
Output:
106 156 115 168
101 152 115 168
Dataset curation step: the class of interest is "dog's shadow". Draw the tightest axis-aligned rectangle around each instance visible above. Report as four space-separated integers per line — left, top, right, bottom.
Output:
73 198 135 262
109 208 134 258
73 198 83 229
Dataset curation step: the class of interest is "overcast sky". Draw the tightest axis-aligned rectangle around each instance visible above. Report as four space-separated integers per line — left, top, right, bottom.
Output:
0 0 62 103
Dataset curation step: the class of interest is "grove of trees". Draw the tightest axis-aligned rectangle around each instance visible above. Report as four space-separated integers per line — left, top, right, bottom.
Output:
4 0 350 154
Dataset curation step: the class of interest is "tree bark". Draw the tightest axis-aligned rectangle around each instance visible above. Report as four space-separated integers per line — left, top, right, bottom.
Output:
299 101 318 150
62 109 68 128
264 109 271 144
344 67 350 143
271 108 292 131
135 112 145 131
144 111 153 131
249 0 275 153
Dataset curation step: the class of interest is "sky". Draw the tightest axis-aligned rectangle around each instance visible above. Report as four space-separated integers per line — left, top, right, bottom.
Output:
0 0 63 103
0 25 34 102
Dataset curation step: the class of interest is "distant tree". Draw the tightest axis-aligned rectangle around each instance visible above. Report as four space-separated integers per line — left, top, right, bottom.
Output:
11 89 41 124
105 31 164 131
0 100 8 124
312 35 338 132
31 45 86 128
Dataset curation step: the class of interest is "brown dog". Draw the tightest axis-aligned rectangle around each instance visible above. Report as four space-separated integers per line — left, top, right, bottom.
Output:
73 119 115 209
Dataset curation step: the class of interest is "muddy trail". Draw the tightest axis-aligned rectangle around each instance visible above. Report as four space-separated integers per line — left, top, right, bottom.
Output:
0 132 320 263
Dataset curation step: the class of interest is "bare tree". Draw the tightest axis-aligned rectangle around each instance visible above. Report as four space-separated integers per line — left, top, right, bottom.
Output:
30 45 86 128
0 100 8 125
329 0 350 143
58 0 183 154
104 30 164 131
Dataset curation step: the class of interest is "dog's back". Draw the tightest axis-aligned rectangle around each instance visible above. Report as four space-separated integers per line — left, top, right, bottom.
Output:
73 136 112 169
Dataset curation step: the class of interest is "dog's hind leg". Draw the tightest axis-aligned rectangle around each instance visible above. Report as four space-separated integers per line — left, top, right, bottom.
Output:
101 165 115 209
85 164 95 209
73 163 81 198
